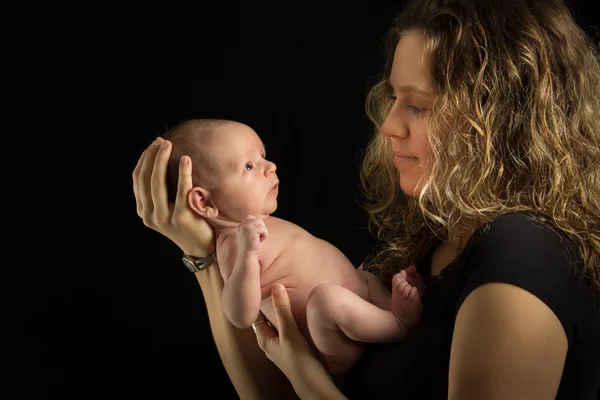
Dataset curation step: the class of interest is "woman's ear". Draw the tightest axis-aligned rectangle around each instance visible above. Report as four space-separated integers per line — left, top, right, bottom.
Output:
187 187 219 218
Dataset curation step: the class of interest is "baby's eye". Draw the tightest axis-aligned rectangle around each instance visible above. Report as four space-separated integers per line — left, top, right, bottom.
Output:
245 162 254 171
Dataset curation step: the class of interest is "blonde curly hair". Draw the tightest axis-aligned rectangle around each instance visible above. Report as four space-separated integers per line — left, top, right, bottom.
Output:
359 0 600 290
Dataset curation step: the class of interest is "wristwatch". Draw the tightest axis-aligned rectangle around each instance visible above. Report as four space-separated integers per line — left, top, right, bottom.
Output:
182 252 217 273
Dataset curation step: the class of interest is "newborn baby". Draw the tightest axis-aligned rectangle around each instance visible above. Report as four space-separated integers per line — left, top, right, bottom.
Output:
164 118 424 377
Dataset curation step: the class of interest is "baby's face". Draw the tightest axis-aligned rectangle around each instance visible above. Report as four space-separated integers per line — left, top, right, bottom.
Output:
208 124 279 222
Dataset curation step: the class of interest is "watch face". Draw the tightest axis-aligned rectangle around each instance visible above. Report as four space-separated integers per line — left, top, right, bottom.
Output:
182 254 215 272
182 258 197 272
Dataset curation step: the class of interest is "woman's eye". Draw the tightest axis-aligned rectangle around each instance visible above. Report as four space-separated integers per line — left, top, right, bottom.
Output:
245 162 253 171
389 95 397 102
407 105 426 114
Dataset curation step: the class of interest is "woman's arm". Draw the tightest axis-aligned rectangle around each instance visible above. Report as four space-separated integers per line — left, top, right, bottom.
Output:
449 282 568 400
255 284 348 400
196 264 298 399
132 138 298 400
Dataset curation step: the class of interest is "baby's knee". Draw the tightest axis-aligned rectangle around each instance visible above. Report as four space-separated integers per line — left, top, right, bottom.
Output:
307 284 346 318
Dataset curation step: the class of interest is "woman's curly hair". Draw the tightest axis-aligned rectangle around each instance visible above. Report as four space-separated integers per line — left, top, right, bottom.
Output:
359 0 600 290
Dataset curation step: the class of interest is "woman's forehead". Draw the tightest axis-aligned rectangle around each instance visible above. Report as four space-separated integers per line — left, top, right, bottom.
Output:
389 30 436 96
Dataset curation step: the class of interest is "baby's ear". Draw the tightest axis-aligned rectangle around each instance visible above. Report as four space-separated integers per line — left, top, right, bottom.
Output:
187 187 219 219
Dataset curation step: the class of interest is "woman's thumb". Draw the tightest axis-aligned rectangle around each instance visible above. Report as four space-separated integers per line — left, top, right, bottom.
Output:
271 284 296 336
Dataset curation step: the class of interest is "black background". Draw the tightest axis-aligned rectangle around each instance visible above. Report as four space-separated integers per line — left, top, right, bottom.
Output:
12 1 597 399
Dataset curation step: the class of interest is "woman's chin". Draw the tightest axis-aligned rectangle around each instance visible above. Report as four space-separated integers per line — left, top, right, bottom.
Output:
399 180 416 198
399 178 423 199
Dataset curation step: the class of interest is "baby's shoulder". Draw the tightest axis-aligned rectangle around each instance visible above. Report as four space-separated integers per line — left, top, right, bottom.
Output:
265 216 307 235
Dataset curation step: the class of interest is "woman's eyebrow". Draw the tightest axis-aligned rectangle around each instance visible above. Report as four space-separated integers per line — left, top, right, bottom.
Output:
388 79 434 95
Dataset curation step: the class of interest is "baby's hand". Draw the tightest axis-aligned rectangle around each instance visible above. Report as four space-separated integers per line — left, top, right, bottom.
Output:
238 215 268 255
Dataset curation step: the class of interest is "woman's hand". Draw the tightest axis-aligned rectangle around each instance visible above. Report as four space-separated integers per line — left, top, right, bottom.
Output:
255 284 348 400
132 137 215 256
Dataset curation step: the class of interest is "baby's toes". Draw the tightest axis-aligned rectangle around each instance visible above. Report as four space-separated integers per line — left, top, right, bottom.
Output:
392 275 411 299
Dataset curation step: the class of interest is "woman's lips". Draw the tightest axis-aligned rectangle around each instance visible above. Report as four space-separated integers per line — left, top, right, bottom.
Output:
394 154 417 168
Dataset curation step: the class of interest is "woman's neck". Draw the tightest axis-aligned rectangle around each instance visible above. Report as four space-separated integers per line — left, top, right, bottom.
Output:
444 218 480 250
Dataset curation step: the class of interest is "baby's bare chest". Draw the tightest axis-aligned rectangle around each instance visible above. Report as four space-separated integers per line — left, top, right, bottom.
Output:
258 218 362 297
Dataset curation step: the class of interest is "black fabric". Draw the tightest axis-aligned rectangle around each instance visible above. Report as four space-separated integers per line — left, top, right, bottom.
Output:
343 212 600 399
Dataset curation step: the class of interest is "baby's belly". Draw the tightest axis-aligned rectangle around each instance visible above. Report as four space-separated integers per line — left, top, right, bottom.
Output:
258 240 369 340
259 284 313 340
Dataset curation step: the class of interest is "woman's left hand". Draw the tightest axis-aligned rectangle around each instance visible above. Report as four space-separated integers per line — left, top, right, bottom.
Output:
254 284 347 400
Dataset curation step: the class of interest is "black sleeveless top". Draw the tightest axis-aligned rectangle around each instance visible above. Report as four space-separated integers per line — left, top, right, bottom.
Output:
342 212 600 399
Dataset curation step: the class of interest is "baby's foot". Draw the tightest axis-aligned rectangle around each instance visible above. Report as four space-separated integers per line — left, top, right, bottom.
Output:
391 269 423 332
403 265 427 297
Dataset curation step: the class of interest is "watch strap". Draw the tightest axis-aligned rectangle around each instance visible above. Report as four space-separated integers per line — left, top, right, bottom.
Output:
182 252 217 273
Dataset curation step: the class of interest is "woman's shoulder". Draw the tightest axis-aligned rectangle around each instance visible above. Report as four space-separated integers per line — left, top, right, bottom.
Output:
456 210 599 345
469 210 579 265
478 210 565 239
463 210 584 282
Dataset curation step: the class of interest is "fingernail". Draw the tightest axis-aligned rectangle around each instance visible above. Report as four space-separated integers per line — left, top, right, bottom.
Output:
273 284 285 296
152 138 161 145
181 156 189 165
160 140 169 149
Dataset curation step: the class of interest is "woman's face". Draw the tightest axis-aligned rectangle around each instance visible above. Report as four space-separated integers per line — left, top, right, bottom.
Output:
381 30 437 197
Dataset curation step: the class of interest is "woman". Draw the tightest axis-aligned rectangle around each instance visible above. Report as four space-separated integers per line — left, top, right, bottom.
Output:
132 0 600 398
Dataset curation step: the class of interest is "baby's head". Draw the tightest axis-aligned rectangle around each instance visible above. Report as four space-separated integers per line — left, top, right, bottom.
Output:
165 119 279 224
165 118 228 201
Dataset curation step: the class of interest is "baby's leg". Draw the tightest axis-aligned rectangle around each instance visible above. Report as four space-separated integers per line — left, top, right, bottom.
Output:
390 269 423 332
357 269 392 310
306 283 403 377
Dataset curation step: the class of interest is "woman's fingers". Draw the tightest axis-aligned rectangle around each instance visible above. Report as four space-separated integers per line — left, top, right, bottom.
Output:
270 284 297 339
173 154 194 217
254 312 278 355
138 138 163 222
255 284 298 355
254 284 322 387
132 137 217 258
150 138 173 219
132 142 150 217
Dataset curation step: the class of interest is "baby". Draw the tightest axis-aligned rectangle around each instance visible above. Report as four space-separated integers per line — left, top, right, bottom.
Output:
164 118 424 377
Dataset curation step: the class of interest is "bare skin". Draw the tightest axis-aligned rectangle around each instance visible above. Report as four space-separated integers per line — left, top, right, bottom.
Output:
134 135 568 400
134 26 570 398
133 138 298 400
256 30 568 399
169 121 425 377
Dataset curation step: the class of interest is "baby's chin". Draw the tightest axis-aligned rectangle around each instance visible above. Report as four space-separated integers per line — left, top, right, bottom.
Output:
268 201 278 216
231 207 277 222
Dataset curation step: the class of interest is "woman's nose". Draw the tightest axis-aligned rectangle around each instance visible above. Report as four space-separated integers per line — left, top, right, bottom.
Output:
381 109 409 139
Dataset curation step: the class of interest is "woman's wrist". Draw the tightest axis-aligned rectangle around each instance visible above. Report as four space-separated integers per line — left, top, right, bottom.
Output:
179 241 216 259
183 249 216 259
296 378 347 400
292 361 347 400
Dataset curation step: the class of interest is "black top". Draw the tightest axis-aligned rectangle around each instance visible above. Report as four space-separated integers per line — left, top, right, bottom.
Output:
342 212 600 399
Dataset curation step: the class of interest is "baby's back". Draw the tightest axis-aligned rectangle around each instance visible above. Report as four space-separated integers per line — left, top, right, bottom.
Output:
258 217 368 340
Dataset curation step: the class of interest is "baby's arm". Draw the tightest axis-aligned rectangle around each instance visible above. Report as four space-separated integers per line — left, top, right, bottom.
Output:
221 216 268 329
